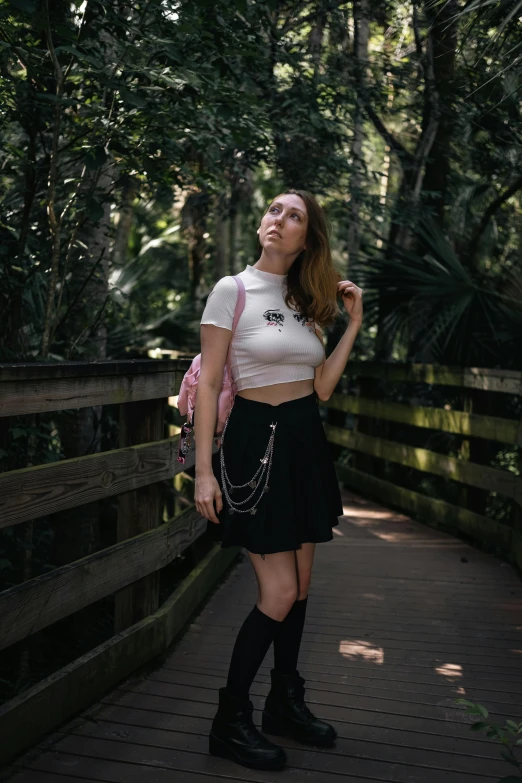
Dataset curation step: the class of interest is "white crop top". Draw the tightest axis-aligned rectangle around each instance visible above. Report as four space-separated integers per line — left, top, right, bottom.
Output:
200 264 325 392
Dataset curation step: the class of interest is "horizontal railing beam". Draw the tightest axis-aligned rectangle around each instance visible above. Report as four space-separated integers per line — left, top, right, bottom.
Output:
0 363 189 417
0 358 188 382
343 363 522 395
0 505 209 652
324 393 522 446
0 544 240 768
325 424 520 500
0 435 211 528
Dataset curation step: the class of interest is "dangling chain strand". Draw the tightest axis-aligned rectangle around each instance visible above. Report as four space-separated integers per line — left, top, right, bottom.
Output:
219 412 277 515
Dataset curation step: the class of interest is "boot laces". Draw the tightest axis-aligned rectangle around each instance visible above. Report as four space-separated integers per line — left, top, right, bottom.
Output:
290 683 314 721
237 704 262 742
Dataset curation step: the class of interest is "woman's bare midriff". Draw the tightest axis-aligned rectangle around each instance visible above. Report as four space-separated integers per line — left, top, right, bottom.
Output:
236 379 315 406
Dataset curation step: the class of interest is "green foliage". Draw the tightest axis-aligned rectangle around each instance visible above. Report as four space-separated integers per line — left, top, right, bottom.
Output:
0 0 352 361
454 698 522 782
356 216 522 367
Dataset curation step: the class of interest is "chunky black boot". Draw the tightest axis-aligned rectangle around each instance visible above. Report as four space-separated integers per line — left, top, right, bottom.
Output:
209 687 287 770
262 669 337 747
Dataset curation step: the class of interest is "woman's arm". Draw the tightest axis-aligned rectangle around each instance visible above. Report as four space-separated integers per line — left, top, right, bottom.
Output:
313 319 361 402
194 324 232 523
313 279 363 402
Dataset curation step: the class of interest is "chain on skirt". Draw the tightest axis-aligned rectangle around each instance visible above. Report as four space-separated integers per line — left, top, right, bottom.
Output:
211 391 343 557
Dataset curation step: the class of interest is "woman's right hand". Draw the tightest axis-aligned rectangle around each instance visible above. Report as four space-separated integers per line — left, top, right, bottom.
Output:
195 472 223 524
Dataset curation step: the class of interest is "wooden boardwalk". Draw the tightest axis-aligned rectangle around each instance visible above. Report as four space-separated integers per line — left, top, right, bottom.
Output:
5 488 522 783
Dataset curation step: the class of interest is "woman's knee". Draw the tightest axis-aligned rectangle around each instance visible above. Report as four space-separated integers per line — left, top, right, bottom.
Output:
259 583 298 621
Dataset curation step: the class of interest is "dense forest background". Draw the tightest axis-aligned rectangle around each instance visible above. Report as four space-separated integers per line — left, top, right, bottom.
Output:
2 0 522 371
1 0 521 701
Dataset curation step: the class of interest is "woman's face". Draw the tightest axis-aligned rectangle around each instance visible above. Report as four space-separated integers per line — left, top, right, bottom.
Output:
258 193 308 256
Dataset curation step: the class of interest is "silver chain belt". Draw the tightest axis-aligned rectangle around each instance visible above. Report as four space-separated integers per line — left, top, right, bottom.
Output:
219 411 278 515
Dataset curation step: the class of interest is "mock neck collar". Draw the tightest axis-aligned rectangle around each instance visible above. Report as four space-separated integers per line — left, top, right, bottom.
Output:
244 264 288 284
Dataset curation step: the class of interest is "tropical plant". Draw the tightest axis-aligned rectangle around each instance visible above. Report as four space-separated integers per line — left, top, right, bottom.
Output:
454 698 522 783
356 216 522 367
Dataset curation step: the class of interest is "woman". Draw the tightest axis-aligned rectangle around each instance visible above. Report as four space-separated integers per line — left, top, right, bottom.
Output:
194 189 363 771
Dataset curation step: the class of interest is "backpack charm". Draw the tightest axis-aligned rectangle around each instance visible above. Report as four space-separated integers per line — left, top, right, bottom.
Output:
176 421 194 464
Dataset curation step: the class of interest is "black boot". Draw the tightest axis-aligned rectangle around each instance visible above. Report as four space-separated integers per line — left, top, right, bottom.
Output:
262 669 337 747
209 687 287 770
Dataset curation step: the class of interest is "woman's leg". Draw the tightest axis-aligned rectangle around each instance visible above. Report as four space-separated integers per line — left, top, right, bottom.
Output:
225 550 298 698
262 543 336 746
273 543 315 674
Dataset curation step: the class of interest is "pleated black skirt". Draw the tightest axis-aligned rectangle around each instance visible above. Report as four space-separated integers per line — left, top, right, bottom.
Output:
211 391 343 556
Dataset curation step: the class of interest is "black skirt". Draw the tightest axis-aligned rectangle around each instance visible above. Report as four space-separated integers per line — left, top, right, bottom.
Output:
211 391 343 556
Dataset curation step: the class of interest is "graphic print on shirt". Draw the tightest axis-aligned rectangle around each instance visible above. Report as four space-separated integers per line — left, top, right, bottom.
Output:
293 312 315 333
263 308 285 332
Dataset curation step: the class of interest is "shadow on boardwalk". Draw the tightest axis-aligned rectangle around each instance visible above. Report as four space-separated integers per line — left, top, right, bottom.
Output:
5 488 522 783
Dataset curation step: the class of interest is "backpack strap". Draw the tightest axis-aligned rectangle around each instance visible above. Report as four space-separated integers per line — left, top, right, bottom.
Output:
225 275 246 379
231 275 246 330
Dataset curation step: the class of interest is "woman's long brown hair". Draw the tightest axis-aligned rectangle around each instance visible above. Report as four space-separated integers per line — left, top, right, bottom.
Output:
261 189 342 329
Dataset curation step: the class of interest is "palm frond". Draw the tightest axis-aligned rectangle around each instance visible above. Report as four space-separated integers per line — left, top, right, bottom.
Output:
356 216 522 367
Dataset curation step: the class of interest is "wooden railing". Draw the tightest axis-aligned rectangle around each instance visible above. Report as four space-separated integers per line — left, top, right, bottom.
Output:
324 362 522 570
2 358 520 764
0 359 240 766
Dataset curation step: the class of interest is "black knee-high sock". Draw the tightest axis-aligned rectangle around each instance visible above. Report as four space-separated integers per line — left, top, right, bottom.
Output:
273 596 308 675
226 605 282 698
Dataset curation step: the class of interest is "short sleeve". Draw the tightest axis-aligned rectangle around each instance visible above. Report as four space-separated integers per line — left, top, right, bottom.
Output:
200 276 239 331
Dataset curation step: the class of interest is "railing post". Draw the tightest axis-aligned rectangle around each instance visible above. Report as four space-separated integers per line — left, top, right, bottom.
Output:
511 411 522 569
114 397 165 632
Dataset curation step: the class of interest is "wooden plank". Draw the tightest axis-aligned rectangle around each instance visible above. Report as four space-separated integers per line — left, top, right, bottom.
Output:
172 617 522 652
171 626 521 668
73 705 508 775
165 657 522 700
114 398 164 631
0 543 240 767
343 362 522 394
101 677 515 742
335 464 512 551
144 666 520 717
97 689 513 752
31 729 488 783
324 393 521 445
6 774 94 783
0 369 183 417
325 424 517 498
511 417 522 569
0 436 215 528
0 358 187 382
0 507 208 652
19 748 374 783
172 640 522 679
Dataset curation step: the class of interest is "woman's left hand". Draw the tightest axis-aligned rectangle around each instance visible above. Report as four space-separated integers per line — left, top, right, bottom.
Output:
338 280 363 324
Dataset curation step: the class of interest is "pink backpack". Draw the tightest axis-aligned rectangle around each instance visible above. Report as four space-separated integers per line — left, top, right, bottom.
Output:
177 275 246 463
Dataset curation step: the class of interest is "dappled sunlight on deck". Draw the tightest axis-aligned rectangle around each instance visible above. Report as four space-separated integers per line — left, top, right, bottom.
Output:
435 662 463 679
339 639 385 664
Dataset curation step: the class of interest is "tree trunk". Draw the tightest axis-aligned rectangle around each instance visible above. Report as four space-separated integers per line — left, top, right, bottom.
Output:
371 4 443 361
347 0 370 269
421 0 458 225
214 193 228 282
408 2 458 361
112 175 137 268
52 161 111 572
181 189 209 301
228 185 241 276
